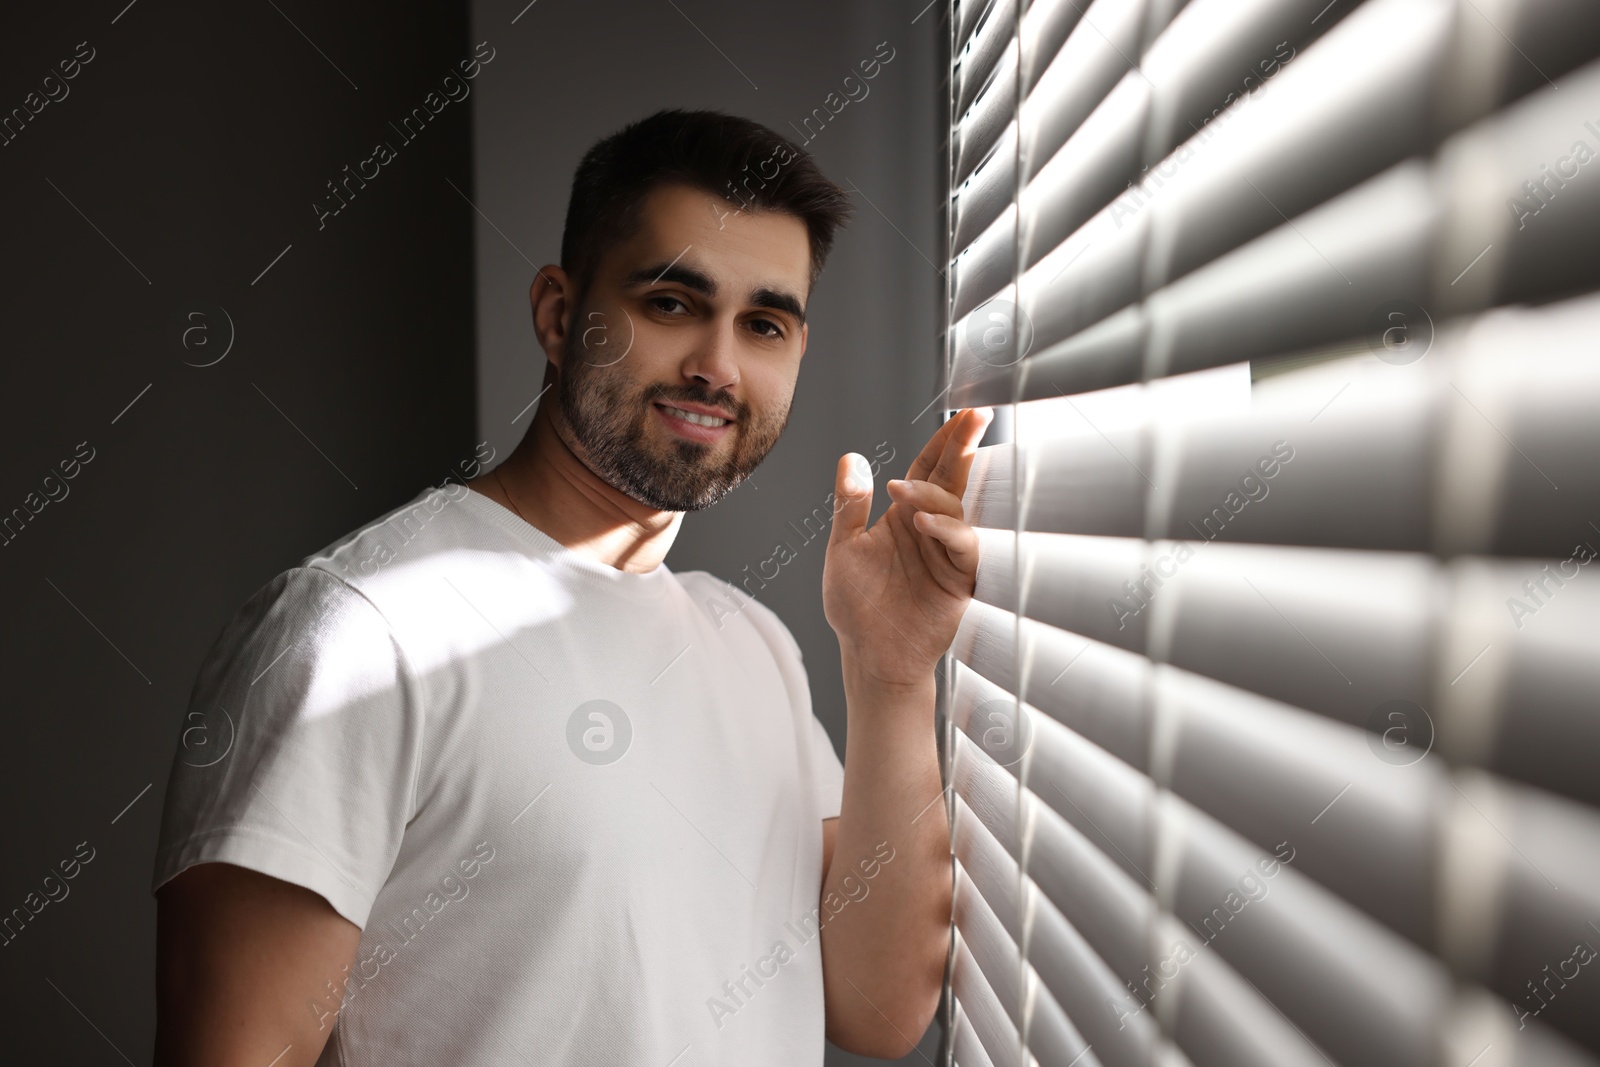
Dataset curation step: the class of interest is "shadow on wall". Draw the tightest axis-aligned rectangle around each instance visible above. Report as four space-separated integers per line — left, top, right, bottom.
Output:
0 0 475 1062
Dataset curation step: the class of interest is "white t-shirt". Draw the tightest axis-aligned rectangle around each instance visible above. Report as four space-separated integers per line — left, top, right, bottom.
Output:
151 481 847 1066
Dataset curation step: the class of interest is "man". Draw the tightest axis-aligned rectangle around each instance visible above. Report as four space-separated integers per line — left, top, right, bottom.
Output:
152 108 990 1066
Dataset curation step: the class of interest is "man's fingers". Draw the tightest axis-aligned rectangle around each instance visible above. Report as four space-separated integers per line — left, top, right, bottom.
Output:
926 408 992 496
907 408 992 487
893 475 980 582
884 478 963 520
911 511 980 576
903 408 965 482
829 452 874 545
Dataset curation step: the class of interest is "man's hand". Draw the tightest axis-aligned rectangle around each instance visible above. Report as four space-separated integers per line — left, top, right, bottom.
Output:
822 406 992 687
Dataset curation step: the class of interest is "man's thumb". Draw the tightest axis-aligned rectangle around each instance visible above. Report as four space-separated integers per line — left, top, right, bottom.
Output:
830 452 873 544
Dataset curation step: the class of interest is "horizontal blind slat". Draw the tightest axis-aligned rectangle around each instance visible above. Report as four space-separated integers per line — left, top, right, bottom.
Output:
953 726 1023 858
965 441 1018 533
1156 1043 1196 1067
1020 72 1150 269
953 125 1017 254
994 293 1600 557
1135 0 1457 293
957 0 1019 119
1025 973 1103 1067
1020 0 1150 181
953 599 1152 770
1022 877 1161 1067
1015 202 1147 364
953 997 1001 1067
1027 708 1156 883
1138 159 1433 382
968 529 1147 651
1139 0 1357 171
1150 542 1436 730
958 0 999 55
1015 304 1145 401
952 211 1018 323
953 646 1478 1062
1156 792 1452 1067
954 929 1026 1067
1441 772 1600 1051
960 812 1106 1067
1438 561 1600 809
955 793 1022 939
954 662 1156 879
1025 787 1155 984
957 47 1019 186
1156 913 1337 1067
956 859 1025 1030
1018 0 1088 95
1156 666 1442 946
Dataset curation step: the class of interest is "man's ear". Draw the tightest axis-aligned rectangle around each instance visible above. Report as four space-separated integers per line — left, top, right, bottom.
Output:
530 265 573 369
799 321 808 360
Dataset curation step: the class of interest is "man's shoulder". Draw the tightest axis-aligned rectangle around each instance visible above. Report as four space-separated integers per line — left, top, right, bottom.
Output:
298 482 486 589
191 562 401 717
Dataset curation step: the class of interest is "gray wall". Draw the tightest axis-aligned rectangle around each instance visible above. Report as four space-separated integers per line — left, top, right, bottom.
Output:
468 1 943 1060
0 1 475 1061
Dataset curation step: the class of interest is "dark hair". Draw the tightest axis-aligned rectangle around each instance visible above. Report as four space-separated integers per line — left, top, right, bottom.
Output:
559 108 852 304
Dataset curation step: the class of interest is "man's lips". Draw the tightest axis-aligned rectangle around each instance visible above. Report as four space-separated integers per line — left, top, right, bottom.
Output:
652 399 735 423
652 401 735 442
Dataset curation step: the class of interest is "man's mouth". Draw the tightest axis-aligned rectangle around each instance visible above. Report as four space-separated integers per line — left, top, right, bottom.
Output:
653 401 733 428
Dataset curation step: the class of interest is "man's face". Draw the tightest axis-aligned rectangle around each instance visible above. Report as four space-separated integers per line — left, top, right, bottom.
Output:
553 182 811 512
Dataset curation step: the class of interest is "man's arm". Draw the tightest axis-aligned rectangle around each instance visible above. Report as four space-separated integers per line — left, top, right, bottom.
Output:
818 406 991 1057
817 670 950 1058
154 862 362 1067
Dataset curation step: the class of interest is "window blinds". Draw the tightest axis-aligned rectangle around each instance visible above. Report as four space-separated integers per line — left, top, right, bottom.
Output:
934 1 1600 1065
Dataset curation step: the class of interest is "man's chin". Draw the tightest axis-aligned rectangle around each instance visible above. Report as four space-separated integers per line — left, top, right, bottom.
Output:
647 420 726 456
626 472 746 513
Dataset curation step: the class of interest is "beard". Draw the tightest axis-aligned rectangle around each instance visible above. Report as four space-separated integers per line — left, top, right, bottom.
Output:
553 317 792 511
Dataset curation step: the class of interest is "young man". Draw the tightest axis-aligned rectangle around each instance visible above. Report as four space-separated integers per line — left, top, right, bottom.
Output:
152 108 990 1066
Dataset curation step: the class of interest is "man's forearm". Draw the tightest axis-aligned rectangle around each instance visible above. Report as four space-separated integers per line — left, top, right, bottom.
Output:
819 652 952 1058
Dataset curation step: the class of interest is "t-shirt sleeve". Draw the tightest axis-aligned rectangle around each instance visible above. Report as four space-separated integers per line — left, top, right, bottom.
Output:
150 565 423 929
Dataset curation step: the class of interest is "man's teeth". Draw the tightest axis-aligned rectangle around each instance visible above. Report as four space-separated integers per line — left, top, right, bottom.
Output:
662 404 729 427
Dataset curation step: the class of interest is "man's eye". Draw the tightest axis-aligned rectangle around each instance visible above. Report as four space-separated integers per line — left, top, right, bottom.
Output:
649 295 688 315
749 318 784 340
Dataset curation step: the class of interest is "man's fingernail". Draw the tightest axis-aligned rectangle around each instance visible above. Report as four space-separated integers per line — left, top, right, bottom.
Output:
847 453 872 487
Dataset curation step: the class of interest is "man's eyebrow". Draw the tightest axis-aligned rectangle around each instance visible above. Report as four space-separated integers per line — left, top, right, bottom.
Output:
624 262 807 326
751 286 806 326
624 262 715 295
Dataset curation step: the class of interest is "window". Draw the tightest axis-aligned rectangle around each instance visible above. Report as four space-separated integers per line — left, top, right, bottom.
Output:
936 1 1600 1064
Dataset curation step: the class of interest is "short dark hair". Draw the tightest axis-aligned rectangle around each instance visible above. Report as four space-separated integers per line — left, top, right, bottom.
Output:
559 108 852 305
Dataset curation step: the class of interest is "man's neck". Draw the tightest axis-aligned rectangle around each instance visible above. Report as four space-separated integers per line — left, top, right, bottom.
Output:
466 402 682 574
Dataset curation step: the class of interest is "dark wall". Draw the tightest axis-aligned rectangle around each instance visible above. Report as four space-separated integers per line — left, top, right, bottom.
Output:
0 1 475 1061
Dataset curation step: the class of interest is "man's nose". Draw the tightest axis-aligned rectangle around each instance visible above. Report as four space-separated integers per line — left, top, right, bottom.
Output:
681 318 740 392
